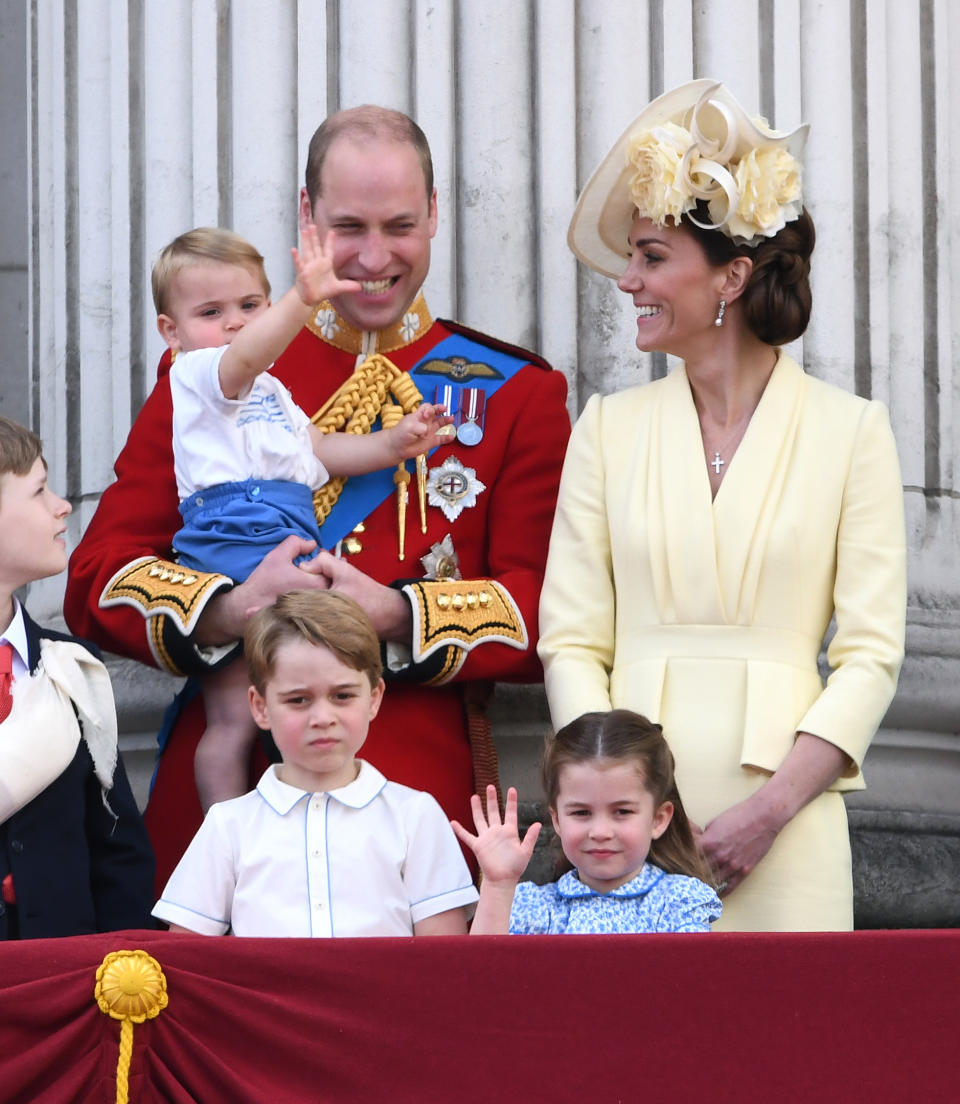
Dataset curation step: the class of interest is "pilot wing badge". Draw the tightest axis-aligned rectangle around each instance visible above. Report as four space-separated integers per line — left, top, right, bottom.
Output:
415 355 504 383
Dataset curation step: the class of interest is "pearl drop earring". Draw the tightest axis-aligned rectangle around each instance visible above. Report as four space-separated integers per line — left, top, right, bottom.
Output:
715 299 726 327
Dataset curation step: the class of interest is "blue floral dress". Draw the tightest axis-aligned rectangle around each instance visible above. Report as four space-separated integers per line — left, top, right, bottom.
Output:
508 864 721 934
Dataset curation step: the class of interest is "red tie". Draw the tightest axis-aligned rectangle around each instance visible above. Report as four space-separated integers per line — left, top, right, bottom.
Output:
0 642 13 723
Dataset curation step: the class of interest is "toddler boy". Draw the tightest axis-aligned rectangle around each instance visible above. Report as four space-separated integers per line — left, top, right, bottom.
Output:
152 590 477 936
0 416 154 939
150 225 452 812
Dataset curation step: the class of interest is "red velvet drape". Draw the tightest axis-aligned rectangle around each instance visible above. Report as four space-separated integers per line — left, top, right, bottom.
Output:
1 930 957 1102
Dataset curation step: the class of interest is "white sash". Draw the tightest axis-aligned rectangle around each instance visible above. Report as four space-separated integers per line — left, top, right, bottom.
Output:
0 639 118 825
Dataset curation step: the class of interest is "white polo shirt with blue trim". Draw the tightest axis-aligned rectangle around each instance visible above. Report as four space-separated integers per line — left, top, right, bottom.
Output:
153 761 478 937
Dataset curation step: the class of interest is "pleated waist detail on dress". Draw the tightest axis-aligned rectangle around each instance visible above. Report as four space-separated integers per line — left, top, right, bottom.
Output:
609 623 839 786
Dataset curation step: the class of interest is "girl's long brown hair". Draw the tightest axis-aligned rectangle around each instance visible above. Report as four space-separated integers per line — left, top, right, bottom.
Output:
542 710 714 885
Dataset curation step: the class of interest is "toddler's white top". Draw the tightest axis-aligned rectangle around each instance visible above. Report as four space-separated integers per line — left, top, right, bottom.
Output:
170 345 328 500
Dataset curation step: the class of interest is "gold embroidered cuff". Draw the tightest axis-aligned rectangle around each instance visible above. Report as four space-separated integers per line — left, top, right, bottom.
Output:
403 580 528 663
100 557 233 637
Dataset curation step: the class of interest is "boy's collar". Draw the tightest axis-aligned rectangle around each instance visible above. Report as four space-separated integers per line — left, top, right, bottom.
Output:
257 759 388 814
303 292 433 356
0 599 28 675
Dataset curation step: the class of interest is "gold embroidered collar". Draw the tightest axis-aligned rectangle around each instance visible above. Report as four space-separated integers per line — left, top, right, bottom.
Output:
304 292 434 356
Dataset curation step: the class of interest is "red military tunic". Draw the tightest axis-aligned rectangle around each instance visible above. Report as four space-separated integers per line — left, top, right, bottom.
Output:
64 295 570 890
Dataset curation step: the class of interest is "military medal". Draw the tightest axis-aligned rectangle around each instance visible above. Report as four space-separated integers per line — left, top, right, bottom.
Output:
427 456 486 522
434 384 457 432
422 387 455 532
434 383 455 406
433 383 486 447
456 388 486 446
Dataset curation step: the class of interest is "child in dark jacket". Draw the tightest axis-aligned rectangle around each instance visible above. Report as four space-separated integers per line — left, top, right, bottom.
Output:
0 416 155 939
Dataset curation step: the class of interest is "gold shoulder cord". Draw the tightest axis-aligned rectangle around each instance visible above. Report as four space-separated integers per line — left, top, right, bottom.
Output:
311 354 425 549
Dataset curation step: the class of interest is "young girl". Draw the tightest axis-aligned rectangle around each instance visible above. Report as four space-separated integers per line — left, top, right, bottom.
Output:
453 710 722 933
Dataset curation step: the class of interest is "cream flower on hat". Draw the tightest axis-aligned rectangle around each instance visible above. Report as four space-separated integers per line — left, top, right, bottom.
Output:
723 145 803 240
626 123 696 227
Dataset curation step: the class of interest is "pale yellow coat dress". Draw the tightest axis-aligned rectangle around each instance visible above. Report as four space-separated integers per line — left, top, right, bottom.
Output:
538 353 906 931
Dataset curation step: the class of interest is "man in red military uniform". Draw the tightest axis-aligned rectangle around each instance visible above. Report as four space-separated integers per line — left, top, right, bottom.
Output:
64 106 570 890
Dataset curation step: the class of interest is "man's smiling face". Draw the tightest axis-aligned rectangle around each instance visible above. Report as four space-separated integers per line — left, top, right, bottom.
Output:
301 135 438 333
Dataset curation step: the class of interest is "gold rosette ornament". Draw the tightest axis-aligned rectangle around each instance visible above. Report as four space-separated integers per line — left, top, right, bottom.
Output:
95 949 169 1104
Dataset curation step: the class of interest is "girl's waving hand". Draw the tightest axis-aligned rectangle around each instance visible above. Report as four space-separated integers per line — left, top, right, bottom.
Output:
452 786 541 934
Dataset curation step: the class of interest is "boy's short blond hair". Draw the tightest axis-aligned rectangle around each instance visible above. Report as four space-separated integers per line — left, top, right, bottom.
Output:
0 416 44 495
151 227 271 315
244 590 383 694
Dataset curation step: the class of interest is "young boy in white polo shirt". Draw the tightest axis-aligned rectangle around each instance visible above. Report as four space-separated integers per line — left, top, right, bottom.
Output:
152 589 477 936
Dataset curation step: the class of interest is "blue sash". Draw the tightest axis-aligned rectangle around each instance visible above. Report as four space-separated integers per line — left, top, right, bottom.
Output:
318 333 529 547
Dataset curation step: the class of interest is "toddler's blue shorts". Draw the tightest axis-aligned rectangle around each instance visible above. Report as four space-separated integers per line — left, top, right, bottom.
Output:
173 478 323 583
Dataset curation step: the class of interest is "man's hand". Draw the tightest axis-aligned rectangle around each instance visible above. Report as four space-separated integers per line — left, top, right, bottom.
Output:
309 550 413 642
195 536 331 646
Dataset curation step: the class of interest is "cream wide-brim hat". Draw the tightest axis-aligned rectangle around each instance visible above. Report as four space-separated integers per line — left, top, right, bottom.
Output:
567 78 810 279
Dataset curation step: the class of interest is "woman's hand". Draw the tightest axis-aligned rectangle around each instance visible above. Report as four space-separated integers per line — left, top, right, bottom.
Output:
699 732 850 896
698 797 779 895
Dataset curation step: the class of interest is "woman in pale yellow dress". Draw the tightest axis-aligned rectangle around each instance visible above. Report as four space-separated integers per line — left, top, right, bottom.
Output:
538 80 906 931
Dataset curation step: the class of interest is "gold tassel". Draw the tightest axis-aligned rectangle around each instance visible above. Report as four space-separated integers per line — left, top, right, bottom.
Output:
394 466 411 560
416 455 428 533
380 401 410 560
95 949 169 1104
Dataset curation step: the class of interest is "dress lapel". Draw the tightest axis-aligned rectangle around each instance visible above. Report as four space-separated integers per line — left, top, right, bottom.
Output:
650 367 726 624
712 352 806 623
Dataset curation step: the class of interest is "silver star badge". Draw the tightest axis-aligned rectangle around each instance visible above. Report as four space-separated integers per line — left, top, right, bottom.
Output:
426 457 486 523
